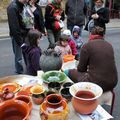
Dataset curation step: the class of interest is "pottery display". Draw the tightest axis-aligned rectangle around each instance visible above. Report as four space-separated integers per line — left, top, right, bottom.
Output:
0 99 29 120
69 82 103 114
40 49 63 72
15 95 33 112
30 84 45 104
40 94 69 120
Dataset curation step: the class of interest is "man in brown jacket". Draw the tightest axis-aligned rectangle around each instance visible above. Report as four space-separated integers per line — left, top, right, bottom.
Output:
68 27 118 92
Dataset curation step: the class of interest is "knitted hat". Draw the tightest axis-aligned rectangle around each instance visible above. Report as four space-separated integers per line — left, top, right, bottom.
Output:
63 29 71 36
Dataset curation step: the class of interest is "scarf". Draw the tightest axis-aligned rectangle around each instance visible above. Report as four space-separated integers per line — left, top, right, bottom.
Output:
89 35 104 41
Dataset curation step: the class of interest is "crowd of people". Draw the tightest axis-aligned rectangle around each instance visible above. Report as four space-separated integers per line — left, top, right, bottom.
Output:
7 0 118 92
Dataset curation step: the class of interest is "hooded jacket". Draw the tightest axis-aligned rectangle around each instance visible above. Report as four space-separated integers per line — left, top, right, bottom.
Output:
21 44 41 76
65 0 87 26
71 26 83 52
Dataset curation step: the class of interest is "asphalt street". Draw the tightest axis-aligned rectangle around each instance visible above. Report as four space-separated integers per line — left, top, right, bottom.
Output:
0 29 120 119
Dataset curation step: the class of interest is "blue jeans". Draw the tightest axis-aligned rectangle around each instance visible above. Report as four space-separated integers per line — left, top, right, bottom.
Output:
12 37 23 73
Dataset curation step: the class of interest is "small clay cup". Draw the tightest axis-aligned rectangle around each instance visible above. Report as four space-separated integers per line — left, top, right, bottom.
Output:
63 82 73 88
60 88 72 101
48 82 61 93
30 84 45 104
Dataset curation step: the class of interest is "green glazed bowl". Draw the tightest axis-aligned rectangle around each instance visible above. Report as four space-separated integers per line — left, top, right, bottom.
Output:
42 71 67 83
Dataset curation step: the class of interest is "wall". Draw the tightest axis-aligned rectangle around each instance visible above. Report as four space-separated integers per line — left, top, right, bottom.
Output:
0 0 11 22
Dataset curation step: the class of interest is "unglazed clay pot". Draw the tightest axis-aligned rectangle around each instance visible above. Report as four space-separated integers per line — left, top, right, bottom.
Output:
40 49 63 72
0 99 29 120
69 82 103 114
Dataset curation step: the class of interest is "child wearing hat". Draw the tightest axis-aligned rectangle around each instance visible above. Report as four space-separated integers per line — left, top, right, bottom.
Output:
54 34 72 57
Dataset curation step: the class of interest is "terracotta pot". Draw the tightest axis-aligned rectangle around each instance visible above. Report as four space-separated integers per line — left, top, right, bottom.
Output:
46 94 63 108
15 95 32 112
40 94 69 120
72 96 98 114
0 99 29 120
69 82 103 114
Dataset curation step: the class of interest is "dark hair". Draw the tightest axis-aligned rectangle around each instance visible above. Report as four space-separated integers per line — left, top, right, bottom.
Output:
28 0 39 4
95 0 104 3
91 26 105 36
26 29 42 46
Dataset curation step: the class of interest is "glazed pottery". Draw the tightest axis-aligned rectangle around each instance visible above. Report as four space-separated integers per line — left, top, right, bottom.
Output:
62 82 73 88
69 82 103 114
63 54 75 62
48 82 61 93
60 88 72 101
30 84 45 104
40 94 69 120
40 49 63 72
42 71 67 83
0 99 29 120
0 82 20 93
15 95 32 112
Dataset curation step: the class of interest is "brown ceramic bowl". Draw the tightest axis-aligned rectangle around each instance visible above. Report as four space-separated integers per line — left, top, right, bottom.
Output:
0 99 29 120
15 95 32 112
30 84 45 104
69 82 103 114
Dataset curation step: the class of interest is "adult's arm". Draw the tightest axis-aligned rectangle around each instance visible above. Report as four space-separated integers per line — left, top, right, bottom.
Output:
7 6 24 46
77 44 89 72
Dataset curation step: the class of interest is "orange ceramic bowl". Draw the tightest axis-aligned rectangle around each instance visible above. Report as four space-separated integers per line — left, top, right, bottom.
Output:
63 54 75 62
0 99 29 120
15 95 32 112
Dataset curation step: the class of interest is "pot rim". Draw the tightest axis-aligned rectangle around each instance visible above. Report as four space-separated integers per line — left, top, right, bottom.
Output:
69 82 103 101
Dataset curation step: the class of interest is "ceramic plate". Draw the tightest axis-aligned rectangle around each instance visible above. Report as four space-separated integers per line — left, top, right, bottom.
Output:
0 82 20 93
42 71 67 83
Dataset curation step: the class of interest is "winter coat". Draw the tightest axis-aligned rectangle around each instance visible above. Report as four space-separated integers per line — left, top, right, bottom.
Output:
30 4 45 33
85 6 109 32
45 3 65 31
69 39 118 92
54 43 72 57
68 38 78 56
21 44 41 76
71 26 83 54
65 0 87 26
7 0 28 46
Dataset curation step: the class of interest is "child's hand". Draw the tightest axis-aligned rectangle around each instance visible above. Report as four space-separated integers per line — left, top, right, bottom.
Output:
56 15 61 21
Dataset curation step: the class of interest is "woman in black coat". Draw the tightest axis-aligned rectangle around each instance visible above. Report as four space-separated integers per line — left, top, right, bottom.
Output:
85 0 109 33
28 0 45 34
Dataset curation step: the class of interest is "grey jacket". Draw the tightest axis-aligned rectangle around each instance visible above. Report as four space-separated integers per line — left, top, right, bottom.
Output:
65 0 87 26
